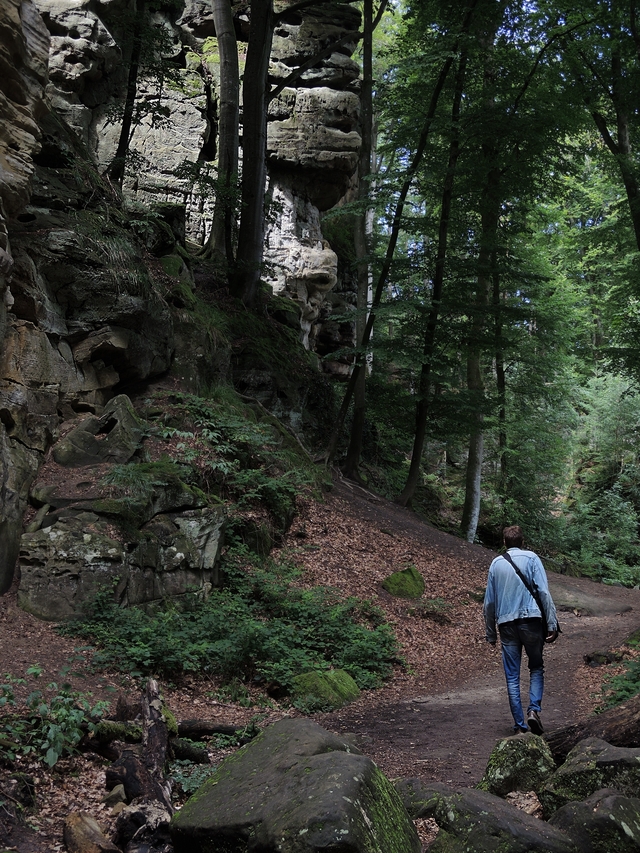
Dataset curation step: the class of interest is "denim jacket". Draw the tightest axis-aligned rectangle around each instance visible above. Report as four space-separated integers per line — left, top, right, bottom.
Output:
483 547 558 643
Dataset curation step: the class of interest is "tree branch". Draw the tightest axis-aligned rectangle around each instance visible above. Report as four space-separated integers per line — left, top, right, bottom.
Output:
511 18 589 115
591 110 619 154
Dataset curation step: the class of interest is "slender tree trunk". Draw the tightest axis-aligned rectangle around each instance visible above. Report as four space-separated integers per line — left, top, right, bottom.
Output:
108 0 146 186
326 0 480 465
234 0 273 306
343 0 376 483
395 46 469 507
493 272 507 496
204 0 239 263
459 0 505 542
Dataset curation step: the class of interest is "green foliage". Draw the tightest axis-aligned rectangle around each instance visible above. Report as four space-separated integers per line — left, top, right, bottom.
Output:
168 758 217 797
100 459 188 503
600 651 640 708
0 666 109 767
59 551 399 693
147 390 325 525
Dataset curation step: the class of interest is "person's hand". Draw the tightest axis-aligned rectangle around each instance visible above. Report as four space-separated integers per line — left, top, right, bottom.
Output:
545 630 558 643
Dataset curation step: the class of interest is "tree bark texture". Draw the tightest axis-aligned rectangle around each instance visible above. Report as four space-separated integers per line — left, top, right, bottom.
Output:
459 0 505 541
205 0 240 263
545 693 640 763
234 0 273 306
343 0 375 483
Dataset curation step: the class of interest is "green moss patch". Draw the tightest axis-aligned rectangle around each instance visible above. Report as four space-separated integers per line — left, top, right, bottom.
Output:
382 565 425 599
292 669 360 712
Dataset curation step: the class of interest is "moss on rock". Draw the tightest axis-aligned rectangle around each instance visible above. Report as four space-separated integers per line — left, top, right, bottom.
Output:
540 737 640 819
381 565 425 599
478 732 556 797
292 669 360 711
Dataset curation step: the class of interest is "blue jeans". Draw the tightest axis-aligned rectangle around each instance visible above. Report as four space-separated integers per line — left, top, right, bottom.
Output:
499 618 545 732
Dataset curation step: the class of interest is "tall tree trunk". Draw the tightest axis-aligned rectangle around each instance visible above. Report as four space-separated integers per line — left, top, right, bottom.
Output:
234 0 273 306
204 0 239 263
108 0 146 186
459 0 505 542
343 0 377 483
461 424 484 541
395 45 469 507
494 272 507 496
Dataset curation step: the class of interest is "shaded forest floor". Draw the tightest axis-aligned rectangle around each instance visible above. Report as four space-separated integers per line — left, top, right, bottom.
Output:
2 476 639 851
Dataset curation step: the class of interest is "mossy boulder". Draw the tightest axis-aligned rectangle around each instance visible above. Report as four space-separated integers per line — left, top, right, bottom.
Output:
540 738 640 819
549 788 640 852
396 781 577 853
291 669 360 711
381 565 425 599
478 732 556 797
170 718 420 853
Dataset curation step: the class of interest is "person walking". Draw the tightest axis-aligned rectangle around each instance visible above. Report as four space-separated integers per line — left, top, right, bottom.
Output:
484 524 559 734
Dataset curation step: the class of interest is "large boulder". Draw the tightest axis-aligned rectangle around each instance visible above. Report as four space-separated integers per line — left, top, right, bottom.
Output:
170 718 420 853
548 788 640 853
478 732 557 797
540 738 640 818
396 780 577 853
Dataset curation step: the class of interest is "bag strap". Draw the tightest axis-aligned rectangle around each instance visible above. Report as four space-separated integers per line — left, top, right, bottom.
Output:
502 551 544 613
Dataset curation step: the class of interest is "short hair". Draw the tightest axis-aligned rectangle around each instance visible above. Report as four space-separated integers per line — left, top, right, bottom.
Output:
503 525 524 548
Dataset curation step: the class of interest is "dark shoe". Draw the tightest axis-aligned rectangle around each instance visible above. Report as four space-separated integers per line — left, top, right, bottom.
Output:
527 710 544 734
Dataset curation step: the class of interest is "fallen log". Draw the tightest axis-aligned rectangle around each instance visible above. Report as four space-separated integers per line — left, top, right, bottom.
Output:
545 693 640 763
177 719 251 739
111 679 174 853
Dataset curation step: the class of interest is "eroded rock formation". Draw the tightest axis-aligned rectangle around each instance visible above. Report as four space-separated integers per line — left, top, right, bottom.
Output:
0 0 361 602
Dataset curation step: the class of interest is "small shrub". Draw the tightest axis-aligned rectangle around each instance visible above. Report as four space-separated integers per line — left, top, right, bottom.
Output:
0 667 109 767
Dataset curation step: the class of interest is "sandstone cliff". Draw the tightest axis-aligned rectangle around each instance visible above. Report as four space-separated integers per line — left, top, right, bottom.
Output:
0 0 361 603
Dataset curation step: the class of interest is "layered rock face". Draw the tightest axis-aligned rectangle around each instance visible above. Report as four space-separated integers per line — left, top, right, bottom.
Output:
0 0 361 601
36 0 361 348
0 0 50 594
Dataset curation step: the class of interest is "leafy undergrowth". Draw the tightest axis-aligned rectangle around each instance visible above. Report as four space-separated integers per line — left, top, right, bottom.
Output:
599 642 640 708
0 666 108 768
58 546 400 697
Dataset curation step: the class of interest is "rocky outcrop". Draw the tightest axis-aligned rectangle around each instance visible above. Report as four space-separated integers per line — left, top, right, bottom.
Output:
17 395 224 620
0 0 49 234
540 737 640 818
0 0 50 593
36 0 361 349
0 0 360 601
170 717 420 853
398 781 578 853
